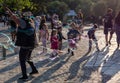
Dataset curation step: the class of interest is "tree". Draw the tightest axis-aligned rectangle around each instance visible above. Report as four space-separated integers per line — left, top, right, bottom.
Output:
0 0 34 11
47 1 69 20
62 0 81 10
76 0 93 20
92 2 107 17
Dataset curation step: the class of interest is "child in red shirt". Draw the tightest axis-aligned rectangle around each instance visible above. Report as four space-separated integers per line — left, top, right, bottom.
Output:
50 30 59 58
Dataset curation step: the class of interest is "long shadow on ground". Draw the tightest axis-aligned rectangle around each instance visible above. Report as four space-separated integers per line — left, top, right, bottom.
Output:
4 52 71 83
101 48 120 83
66 48 91 80
31 53 73 83
79 46 110 82
4 58 49 83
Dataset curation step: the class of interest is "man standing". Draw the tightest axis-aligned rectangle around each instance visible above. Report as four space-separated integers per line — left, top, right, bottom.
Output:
103 8 114 46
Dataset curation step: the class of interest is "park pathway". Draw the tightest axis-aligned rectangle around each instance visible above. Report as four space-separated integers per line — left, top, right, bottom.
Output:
0 23 120 83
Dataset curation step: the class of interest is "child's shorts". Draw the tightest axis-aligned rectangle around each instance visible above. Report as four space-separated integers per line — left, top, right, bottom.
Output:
88 33 96 40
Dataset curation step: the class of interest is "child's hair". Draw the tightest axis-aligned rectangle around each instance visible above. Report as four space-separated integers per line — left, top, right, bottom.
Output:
51 29 57 36
43 23 48 30
70 22 76 27
57 27 62 31
107 8 113 13
93 24 98 29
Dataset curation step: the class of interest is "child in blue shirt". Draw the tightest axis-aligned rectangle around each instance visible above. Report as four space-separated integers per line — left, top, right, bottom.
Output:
87 24 100 51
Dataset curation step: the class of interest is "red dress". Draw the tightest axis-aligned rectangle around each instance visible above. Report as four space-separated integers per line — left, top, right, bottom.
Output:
50 35 59 49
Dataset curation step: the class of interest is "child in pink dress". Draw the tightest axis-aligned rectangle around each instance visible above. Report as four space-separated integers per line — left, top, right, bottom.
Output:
39 23 49 53
68 34 77 56
50 30 59 58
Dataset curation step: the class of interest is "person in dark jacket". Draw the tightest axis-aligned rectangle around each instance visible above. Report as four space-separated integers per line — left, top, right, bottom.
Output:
5 7 38 80
57 27 66 50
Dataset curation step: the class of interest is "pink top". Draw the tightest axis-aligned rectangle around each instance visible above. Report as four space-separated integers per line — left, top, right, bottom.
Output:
68 39 76 48
40 30 47 39
50 35 59 49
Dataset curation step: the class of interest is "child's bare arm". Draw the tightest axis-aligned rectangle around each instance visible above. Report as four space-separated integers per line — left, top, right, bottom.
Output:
4 7 20 26
47 30 49 40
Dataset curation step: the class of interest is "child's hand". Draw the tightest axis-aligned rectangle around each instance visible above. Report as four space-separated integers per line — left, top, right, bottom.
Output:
47 37 49 40
85 35 87 37
64 38 67 40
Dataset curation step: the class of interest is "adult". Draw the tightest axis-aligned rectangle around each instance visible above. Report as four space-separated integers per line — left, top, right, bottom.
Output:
114 11 120 48
5 7 38 80
103 8 114 46
51 14 61 29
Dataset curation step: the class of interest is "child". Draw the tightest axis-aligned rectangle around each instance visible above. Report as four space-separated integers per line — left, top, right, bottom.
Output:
87 24 100 51
57 27 66 50
50 29 59 58
9 19 17 42
39 23 49 53
68 34 77 55
67 23 80 55
39 15 46 42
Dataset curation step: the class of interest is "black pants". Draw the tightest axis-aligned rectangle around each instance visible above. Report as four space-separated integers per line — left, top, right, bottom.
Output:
19 47 37 77
58 41 62 50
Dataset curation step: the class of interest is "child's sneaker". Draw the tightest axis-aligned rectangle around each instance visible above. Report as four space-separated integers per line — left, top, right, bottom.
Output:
71 51 74 56
67 49 70 54
96 48 100 52
49 53 57 60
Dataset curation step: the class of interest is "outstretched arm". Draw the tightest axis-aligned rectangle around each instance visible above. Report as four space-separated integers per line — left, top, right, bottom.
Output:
4 7 20 26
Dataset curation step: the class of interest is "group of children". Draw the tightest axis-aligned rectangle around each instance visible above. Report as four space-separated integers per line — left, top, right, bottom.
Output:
38 20 100 59
38 22 81 59
39 24 66 59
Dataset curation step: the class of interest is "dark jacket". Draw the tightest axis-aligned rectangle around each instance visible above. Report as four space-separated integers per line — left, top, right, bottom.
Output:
58 32 65 41
15 19 35 48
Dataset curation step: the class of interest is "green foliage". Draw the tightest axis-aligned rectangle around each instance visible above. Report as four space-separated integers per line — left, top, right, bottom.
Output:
0 0 34 11
0 0 120 20
47 1 69 20
76 0 93 17
92 2 107 17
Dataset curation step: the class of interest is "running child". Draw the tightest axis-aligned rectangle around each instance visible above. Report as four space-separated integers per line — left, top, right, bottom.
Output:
87 24 100 51
67 22 80 56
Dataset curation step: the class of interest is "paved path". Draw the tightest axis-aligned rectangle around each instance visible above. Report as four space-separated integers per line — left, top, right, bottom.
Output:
84 32 120 83
0 24 120 83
